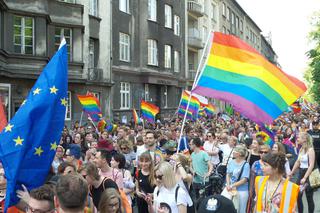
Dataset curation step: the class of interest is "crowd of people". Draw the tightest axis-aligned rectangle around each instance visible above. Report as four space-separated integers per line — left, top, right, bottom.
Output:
0 106 319 213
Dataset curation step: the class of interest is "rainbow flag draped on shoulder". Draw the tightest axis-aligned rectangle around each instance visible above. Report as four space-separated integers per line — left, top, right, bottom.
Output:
77 93 102 121
141 100 159 123
192 32 307 124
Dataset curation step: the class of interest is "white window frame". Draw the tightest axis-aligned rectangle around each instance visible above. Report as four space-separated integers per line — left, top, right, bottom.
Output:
119 0 130 14
148 39 158 66
120 82 130 109
148 0 157 21
119 32 130 62
55 27 72 61
164 45 172 68
0 83 11 121
164 4 172 28
58 0 75 3
163 86 168 108
89 39 95 68
227 7 230 21
145 84 149 101
13 16 34 55
65 91 72 121
89 0 98 16
174 51 180 73
174 15 180 36
222 3 226 17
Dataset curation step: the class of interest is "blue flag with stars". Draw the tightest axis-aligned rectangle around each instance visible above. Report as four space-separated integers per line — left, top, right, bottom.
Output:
0 39 68 211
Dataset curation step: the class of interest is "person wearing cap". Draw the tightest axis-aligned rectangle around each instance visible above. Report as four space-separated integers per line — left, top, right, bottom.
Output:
197 195 236 213
162 140 177 162
65 144 82 170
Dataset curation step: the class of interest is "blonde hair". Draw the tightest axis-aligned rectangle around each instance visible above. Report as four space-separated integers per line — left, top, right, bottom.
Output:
233 145 247 158
139 152 155 186
118 139 133 152
176 153 191 173
299 132 314 153
98 188 123 213
154 161 177 189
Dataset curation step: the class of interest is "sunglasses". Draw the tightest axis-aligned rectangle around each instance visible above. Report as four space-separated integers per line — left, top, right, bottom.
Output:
120 147 128 150
154 174 163 180
259 151 268 154
207 135 212 137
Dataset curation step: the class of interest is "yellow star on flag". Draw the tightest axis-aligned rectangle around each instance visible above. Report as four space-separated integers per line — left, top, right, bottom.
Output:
50 141 58 151
5 124 14 132
50 86 58 94
13 136 24 146
21 100 27 106
33 88 41 95
34 146 44 156
61 98 67 106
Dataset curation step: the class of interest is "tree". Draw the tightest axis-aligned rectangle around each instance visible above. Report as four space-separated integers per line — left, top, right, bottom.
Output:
307 12 320 103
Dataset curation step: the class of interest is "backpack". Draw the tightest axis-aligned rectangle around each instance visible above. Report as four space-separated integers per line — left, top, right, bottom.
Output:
101 178 132 213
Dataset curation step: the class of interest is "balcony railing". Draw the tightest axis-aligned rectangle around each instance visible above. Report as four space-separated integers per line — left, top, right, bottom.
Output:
188 28 204 49
187 0 204 17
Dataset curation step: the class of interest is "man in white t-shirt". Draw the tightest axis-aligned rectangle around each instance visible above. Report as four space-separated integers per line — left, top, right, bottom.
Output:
219 136 237 166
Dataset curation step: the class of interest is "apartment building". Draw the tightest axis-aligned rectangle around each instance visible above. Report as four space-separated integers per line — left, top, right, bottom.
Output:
111 0 187 122
0 0 112 124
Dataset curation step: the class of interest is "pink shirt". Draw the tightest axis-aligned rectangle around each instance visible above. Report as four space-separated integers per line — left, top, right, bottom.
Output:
99 168 124 189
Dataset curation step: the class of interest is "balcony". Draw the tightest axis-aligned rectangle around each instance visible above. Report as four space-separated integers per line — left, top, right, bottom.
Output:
188 28 204 49
187 0 204 17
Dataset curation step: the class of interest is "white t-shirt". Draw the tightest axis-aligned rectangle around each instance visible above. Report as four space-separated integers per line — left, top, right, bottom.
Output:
203 141 220 165
153 185 189 213
219 144 233 165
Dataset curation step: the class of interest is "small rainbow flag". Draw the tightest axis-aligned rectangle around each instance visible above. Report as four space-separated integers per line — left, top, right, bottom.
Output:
180 91 200 115
178 108 194 120
192 32 307 124
77 93 102 121
141 100 159 123
205 103 216 117
133 108 142 125
256 131 274 148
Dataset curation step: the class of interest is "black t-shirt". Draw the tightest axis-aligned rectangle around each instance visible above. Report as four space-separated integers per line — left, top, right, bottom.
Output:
248 154 260 167
90 178 119 208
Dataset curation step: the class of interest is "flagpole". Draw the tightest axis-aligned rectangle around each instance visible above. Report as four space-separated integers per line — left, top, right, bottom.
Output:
79 110 84 126
176 32 213 154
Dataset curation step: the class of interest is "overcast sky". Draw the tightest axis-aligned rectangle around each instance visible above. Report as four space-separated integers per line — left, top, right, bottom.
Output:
236 0 320 80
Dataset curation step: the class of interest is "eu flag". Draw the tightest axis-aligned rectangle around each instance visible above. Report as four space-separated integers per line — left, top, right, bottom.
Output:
0 40 68 211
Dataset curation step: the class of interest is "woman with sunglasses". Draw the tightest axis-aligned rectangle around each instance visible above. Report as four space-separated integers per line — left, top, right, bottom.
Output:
255 152 299 213
149 161 188 213
203 132 220 168
247 144 270 213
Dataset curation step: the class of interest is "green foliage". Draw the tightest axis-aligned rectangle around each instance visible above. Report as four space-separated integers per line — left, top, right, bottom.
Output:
307 12 320 103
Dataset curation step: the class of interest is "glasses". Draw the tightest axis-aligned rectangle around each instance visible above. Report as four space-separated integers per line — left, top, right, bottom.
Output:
120 147 128 151
207 135 212 138
259 151 268 154
154 174 163 180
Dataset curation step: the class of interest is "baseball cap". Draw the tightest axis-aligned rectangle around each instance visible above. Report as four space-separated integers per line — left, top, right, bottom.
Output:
197 195 236 213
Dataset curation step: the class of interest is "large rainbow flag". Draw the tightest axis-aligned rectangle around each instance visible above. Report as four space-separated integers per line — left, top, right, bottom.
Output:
77 93 102 121
141 100 159 123
192 32 307 124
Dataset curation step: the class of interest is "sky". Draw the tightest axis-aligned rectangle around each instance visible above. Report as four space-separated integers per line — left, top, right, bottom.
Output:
236 0 320 80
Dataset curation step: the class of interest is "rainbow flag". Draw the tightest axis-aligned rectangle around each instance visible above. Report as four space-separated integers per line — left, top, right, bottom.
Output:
256 131 274 148
205 103 216 117
141 100 159 123
193 32 307 124
178 108 194 120
77 93 102 121
133 108 142 125
180 91 200 115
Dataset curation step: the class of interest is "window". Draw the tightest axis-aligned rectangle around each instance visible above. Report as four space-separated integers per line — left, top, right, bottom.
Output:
240 20 243 32
236 16 239 29
13 16 33 55
222 3 226 17
120 82 130 109
89 39 95 68
164 45 171 68
148 0 157 21
145 84 149 101
164 4 172 28
227 7 230 21
148 39 158 66
163 86 168 108
212 4 217 21
119 0 129 13
55 28 72 60
65 91 71 120
89 0 98 16
231 12 235 25
174 51 180 73
119 32 130 62
174 15 180 36
0 83 11 121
